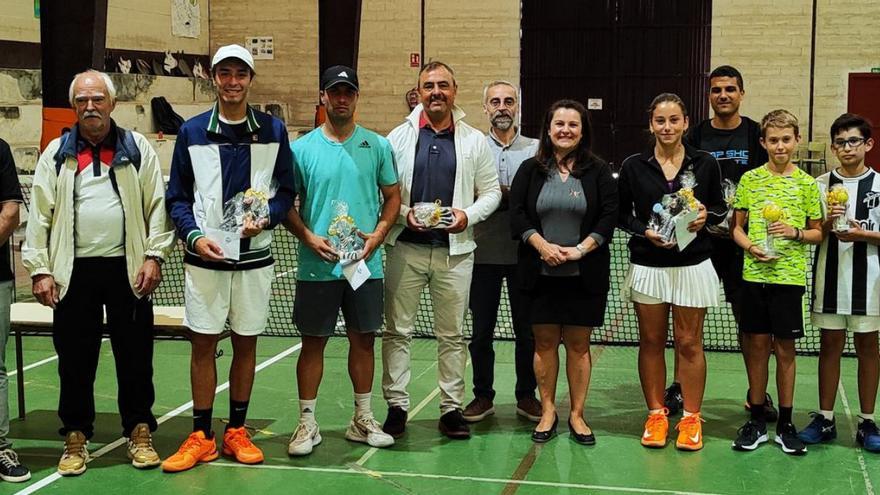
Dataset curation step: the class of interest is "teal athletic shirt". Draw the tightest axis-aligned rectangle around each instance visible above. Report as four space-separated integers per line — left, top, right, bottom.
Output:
291 125 399 281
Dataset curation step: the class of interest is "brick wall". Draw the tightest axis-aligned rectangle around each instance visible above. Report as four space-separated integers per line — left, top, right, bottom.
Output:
207 0 520 133
0 0 210 54
358 0 521 134
812 0 880 143
712 0 880 167
208 0 318 129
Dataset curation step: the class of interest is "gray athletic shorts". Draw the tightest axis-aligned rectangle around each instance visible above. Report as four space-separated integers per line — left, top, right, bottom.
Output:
293 279 384 337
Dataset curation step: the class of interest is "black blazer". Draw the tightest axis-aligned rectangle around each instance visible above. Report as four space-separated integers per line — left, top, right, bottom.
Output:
509 156 619 295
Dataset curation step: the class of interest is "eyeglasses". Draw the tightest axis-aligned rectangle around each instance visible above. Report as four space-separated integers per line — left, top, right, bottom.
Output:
833 137 866 149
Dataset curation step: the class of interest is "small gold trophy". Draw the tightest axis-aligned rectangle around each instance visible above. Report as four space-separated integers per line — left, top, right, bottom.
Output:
761 202 785 259
826 184 850 232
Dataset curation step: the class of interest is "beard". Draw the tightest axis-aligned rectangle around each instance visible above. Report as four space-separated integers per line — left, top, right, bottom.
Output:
491 112 514 131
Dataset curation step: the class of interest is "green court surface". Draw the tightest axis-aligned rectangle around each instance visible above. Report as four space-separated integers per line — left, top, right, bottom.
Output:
2 336 878 495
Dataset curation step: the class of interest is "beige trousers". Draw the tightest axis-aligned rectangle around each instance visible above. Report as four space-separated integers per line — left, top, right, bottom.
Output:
382 242 474 414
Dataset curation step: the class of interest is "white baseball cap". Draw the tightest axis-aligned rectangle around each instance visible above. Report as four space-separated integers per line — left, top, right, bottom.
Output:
211 44 256 73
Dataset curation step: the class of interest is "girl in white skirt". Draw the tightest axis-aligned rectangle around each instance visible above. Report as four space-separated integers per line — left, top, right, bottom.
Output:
617 93 725 451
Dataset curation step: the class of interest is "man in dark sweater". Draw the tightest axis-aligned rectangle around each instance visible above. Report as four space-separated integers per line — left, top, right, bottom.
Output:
664 65 775 420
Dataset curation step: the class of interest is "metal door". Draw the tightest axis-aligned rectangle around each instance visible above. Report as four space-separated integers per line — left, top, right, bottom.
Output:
521 0 712 168
848 73 880 171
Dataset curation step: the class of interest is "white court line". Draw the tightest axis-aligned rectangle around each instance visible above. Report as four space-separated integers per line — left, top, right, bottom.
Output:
837 380 875 495
354 359 468 466
353 385 441 466
14 342 303 495
206 461 727 495
9 339 109 377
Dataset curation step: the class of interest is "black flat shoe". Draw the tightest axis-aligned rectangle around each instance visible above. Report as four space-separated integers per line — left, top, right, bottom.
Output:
568 418 596 445
532 414 558 443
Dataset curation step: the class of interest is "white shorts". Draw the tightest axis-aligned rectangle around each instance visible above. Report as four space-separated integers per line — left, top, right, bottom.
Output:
622 259 720 308
184 264 274 336
811 313 880 333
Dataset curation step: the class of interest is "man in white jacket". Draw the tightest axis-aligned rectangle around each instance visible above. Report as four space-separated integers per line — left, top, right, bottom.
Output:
382 61 501 439
23 70 175 476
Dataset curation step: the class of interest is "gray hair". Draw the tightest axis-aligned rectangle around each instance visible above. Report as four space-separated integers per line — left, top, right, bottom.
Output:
482 80 519 105
68 70 117 106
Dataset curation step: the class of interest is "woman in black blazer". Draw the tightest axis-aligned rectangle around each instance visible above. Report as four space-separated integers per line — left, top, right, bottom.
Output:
510 99 618 445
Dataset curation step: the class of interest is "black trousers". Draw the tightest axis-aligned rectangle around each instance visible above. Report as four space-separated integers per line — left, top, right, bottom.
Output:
467 263 536 401
53 257 157 439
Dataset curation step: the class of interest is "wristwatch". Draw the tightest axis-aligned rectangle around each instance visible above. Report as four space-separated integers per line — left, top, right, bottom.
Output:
146 255 165 266
575 243 587 255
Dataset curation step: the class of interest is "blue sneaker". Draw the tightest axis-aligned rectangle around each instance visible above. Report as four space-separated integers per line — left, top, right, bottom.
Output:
857 419 880 452
798 412 836 444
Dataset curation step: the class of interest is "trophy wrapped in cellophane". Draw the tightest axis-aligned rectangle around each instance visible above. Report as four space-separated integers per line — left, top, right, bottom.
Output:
647 171 702 245
412 200 455 229
328 200 364 261
219 188 271 233
708 179 737 236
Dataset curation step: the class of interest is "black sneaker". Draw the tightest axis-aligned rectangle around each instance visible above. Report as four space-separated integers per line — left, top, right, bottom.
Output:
0 448 31 483
732 419 769 451
383 406 408 439
798 412 836 444
664 382 683 416
744 391 778 422
438 409 471 439
775 423 807 456
856 419 880 452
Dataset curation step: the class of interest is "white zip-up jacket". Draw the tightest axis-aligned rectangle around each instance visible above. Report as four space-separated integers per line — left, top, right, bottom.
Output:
386 104 501 256
23 124 176 300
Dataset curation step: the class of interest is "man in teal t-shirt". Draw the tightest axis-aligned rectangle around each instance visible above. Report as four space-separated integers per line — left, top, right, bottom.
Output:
285 65 401 457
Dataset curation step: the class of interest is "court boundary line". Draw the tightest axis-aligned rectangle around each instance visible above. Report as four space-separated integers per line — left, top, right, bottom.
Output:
502 343 607 495
9 338 109 378
206 461 727 495
837 380 875 495
354 358 467 466
14 342 303 495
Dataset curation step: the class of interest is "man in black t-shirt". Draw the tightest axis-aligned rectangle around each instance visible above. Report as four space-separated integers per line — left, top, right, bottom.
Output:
664 66 775 420
0 138 29 482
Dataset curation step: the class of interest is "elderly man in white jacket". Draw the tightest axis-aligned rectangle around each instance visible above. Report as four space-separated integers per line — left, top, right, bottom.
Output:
23 70 174 476
382 61 501 440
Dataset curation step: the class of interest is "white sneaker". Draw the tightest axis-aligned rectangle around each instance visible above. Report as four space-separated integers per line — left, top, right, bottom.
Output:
288 421 322 456
345 414 395 448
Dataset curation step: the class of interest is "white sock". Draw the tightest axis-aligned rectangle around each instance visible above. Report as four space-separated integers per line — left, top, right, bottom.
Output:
859 412 875 423
354 392 372 418
649 408 665 415
299 398 317 423
683 410 698 417
820 409 834 421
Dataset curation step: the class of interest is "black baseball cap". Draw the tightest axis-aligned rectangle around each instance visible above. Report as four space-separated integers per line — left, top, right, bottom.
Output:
321 65 359 91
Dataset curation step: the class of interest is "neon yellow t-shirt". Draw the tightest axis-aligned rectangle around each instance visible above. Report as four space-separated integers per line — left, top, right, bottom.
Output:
733 165 822 286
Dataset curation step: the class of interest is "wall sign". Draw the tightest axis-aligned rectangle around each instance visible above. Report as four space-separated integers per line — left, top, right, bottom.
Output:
246 37 274 60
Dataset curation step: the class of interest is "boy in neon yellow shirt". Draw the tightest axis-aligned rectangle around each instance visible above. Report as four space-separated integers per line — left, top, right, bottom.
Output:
730 110 823 455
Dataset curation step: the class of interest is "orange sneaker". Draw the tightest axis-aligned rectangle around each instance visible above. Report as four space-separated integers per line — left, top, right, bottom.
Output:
222 426 264 464
162 431 219 473
675 413 705 451
641 408 669 448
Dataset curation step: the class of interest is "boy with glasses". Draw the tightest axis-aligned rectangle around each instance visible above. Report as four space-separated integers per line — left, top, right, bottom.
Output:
800 113 880 452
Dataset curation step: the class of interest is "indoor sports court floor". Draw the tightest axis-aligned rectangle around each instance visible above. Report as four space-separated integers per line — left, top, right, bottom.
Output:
3 336 878 494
